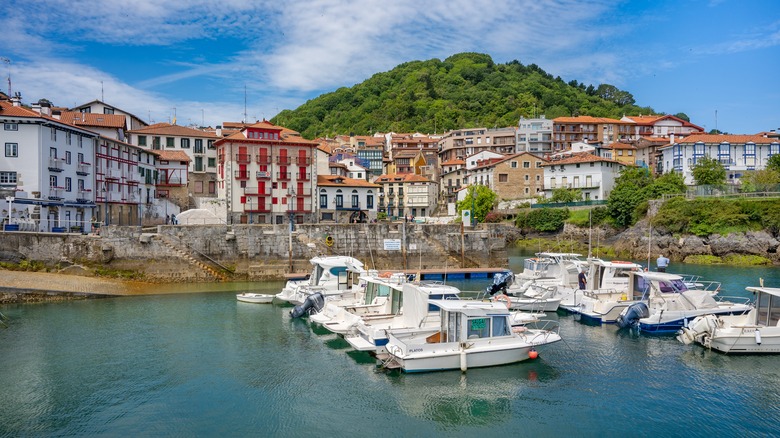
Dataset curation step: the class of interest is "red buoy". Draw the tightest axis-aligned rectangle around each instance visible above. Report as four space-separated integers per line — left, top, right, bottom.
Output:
528 349 539 359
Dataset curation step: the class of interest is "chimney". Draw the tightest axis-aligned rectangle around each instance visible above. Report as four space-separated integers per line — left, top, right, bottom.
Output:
669 133 675 144
216 125 222 137
10 92 21 106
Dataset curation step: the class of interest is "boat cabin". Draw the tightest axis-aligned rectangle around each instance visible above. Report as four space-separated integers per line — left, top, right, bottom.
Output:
520 252 582 279
307 256 364 291
429 301 512 343
747 287 780 327
629 271 690 299
585 259 643 291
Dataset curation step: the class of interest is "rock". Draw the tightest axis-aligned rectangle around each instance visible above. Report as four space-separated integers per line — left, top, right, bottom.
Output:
0 250 25 264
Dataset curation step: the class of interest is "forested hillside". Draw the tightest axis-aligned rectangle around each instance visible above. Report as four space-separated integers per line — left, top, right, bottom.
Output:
272 52 656 139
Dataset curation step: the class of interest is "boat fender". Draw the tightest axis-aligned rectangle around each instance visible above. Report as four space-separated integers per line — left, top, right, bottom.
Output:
755 329 762 345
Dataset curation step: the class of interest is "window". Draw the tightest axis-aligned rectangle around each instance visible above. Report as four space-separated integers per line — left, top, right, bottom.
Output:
152 137 161 150
5 143 18 157
4 123 18 131
80 107 91 113
138 135 147 146
66 132 72 145
166 137 174 148
208 157 216 168
65 151 71 164
208 181 216 194
499 174 508 182
351 193 359 208
194 157 203 171
194 139 203 153
65 177 72 192
50 175 57 188
367 193 374 209
511 161 518 168
524 174 529 181
208 140 215 149
195 181 203 194
103 107 115 114
181 138 190 149
523 161 530 168
78 152 84 164
0 171 17 184
51 128 57 141
79 136 83 148
320 191 328 208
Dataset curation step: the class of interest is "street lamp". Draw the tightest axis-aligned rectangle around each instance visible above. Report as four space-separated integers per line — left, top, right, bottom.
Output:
287 188 296 272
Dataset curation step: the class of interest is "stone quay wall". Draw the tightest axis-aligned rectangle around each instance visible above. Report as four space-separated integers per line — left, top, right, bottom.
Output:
0 223 511 281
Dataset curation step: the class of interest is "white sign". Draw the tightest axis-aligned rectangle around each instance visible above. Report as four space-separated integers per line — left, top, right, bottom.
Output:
383 239 401 251
409 244 417 251
462 210 472 226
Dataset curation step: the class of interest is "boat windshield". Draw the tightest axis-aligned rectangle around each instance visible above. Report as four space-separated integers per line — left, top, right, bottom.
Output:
659 279 688 293
757 292 780 326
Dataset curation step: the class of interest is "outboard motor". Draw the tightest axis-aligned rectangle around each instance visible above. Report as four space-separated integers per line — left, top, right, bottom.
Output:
290 292 326 318
616 302 649 328
486 271 514 296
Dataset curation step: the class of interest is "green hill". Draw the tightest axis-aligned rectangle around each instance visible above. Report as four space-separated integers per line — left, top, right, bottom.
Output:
271 52 656 139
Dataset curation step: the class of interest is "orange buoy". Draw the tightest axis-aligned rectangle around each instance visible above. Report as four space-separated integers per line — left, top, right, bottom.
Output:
528 349 539 359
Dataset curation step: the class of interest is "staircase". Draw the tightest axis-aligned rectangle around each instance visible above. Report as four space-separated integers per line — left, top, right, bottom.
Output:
156 235 231 282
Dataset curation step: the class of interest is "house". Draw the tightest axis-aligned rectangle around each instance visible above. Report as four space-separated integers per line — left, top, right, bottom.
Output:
659 133 780 185
517 116 553 155
316 174 380 223
440 158 466 205
57 111 128 142
335 157 369 180
469 152 547 200
70 99 148 133
154 150 190 217
634 136 673 174
128 123 219 199
621 114 703 138
375 173 438 218
542 152 627 201
0 98 99 232
94 136 159 226
552 116 635 152
215 121 318 224
438 127 517 163
606 142 637 166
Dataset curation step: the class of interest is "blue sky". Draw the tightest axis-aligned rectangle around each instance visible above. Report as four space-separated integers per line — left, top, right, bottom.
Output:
1 0 778 135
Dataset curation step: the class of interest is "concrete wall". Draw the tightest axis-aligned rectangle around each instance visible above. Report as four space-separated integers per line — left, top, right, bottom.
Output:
0 223 511 281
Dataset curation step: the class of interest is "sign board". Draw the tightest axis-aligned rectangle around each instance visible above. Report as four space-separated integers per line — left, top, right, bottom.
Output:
409 244 417 251
462 209 472 226
383 239 401 251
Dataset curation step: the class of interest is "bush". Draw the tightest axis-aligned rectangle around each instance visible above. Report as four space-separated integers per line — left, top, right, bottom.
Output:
484 212 505 223
516 208 569 232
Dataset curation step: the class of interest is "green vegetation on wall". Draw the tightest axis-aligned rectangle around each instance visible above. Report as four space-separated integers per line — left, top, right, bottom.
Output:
272 52 655 138
651 198 780 236
515 207 570 232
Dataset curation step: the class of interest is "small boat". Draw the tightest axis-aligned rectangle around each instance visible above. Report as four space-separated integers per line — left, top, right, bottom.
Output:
616 271 751 334
236 293 274 304
380 288 561 373
276 255 365 305
678 285 780 354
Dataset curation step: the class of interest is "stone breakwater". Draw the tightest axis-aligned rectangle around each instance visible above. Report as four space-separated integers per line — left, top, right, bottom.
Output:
0 223 512 282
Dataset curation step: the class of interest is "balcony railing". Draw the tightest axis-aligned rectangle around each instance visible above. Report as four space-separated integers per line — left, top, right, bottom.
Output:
126 173 140 183
234 170 250 180
245 187 272 196
287 201 313 213
298 187 312 196
49 187 64 199
126 192 139 202
107 191 123 202
297 172 311 181
235 154 251 164
76 189 92 202
105 167 122 180
158 176 184 186
244 199 272 213
48 158 64 172
77 163 91 175
277 172 291 180
256 155 271 164
295 156 311 165
276 156 292 165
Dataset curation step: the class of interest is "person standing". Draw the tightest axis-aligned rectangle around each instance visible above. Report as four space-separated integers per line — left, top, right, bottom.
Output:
577 270 587 290
657 254 670 272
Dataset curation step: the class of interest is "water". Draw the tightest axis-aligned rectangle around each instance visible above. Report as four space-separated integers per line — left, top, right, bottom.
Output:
2 251 780 437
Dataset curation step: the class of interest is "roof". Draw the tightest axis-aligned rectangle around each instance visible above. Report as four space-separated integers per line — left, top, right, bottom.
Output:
441 158 466 166
553 116 632 124
128 122 218 138
59 111 127 129
625 114 704 131
607 142 637 150
374 173 432 183
155 150 191 162
0 101 98 135
542 152 624 166
316 175 380 188
675 132 780 144
215 121 318 146
69 99 147 126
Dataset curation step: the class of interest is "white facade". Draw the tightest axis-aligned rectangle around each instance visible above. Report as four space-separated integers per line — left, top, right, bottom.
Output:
316 176 380 223
543 154 626 201
336 157 369 180
1 102 99 232
517 116 553 154
659 134 780 185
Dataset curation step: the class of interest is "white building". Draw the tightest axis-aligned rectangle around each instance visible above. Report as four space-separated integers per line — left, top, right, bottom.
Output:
517 116 553 154
316 175 380 223
659 133 780 185
1 99 99 232
336 157 370 180
542 152 627 201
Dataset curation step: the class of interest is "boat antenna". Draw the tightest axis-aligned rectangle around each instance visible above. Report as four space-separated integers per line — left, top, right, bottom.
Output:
647 225 652 271
588 209 593 258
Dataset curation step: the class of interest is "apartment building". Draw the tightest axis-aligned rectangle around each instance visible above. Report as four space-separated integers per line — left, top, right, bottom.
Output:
375 173 437 218
621 115 703 138
517 116 553 154
438 127 517 163
215 121 318 224
316 174 380 223
552 116 635 151
470 152 547 200
542 152 626 201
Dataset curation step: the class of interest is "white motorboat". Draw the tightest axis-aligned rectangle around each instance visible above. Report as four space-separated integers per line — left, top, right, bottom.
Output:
275 255 365 305
514 252 582 281
344 282 462 353
236 293 274 304
678 286 780 353
558 259 644 321
616 271 751 334
380 295 561 373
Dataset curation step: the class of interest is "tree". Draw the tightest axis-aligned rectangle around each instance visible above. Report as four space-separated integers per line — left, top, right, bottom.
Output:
766 154 780 173
673 112 690 122
691 156 727 185
550 187 582 203
456 185 498 224
741 169 780 192
607 167 653 227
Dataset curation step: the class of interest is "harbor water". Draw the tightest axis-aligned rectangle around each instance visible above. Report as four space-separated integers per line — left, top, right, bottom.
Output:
2 249 780 437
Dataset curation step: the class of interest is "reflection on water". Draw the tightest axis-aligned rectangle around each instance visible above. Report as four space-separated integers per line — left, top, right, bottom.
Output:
2 252 780 435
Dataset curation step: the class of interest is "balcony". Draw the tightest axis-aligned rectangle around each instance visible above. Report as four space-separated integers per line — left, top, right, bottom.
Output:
235 153 251 164
126 192 139 202
244 199 272 213
107 191 123 202
48 158 64 172
379 192 385 197
245 187 271 196
158 176 184 186
336 202 361 211
49 187 64 200
126 172 140 184
298 187 312 196
296 172 311 181
276 156 292 165
287 201 313 213
105 167 122 180
295 156 311 165
234 170 250 180
277 172 291 180
77 162 91 175
256 155 271 164
76 189 92 203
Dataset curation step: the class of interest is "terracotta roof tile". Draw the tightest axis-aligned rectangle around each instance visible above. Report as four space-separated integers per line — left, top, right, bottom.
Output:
59 111 126 129
156 150 191 162
675 133 779 144
374 173 432 183
607 142 637 150
553 116 632 124
128 122 218 138
317 175 380 188
542 152 624 166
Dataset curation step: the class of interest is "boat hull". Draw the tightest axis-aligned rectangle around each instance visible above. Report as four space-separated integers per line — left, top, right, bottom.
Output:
236 293 274 304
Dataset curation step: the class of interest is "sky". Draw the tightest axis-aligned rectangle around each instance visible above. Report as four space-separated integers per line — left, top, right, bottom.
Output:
1 0 778 135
